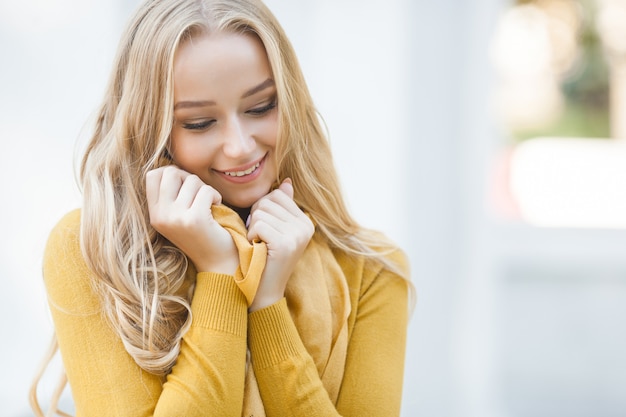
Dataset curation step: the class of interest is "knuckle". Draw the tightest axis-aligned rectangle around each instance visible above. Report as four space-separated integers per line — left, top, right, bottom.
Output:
199 183 215 195
187 173 202 184
182 173 195 183
257 199 272 211
162 165 177 175
251 210 267 223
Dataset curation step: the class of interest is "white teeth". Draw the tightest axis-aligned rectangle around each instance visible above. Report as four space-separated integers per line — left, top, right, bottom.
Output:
224 161 260 177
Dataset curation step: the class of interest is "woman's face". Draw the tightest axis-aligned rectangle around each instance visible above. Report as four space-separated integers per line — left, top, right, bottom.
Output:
170 31 278 209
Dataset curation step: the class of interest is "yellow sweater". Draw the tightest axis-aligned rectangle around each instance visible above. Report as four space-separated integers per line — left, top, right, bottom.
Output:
43 209 410 416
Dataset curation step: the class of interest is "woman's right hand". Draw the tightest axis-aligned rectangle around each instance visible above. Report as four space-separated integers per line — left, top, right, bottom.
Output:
146 165 238 275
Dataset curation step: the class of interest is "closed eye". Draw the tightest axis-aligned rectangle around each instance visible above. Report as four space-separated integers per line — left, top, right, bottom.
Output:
181 119 216 131
247 99 277 116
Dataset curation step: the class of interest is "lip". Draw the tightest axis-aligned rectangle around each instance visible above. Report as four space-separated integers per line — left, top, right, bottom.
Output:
214 153 267 184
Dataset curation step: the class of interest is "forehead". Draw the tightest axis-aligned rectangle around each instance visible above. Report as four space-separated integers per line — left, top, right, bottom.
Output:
173 31 273 98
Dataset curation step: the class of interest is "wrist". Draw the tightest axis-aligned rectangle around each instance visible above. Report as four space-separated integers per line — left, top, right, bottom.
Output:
248 292 283 312
194 257 239 276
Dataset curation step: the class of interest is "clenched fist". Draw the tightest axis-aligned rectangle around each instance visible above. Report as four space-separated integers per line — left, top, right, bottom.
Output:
146 165 238 275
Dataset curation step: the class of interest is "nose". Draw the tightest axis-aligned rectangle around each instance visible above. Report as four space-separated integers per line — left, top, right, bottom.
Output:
222 116 255 158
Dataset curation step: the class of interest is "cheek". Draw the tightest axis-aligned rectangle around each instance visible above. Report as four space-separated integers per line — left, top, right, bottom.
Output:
170 133 217 172
258 116 278 147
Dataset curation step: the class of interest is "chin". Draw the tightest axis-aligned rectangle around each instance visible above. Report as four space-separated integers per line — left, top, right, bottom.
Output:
222 187 271 209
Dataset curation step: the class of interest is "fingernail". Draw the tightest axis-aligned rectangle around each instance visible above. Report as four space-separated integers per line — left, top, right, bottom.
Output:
245 214 251 228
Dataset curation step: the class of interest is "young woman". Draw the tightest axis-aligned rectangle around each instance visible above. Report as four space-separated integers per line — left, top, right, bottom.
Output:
31 0 413 415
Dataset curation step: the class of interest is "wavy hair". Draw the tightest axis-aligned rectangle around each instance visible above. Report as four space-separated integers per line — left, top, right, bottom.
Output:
32 0 413 414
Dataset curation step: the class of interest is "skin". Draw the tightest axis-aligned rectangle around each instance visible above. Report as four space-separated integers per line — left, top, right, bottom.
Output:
145 31 314 312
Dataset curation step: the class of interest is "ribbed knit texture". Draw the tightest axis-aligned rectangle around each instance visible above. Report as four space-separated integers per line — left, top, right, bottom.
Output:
248 298 306 369
42 209 410 416
192 273 247 335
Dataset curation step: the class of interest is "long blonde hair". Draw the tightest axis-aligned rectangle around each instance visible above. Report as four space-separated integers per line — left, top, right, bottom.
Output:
32 0 413 414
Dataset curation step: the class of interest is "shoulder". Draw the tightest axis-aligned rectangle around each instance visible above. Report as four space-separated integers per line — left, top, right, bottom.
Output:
332 231 410 298
44 209 82 264
43 209 100 314
47 208 82 242
358 229 410 282
329 233 413 330
365 239 414 317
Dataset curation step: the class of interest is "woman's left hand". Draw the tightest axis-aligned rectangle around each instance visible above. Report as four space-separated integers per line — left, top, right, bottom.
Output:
247 178 314 312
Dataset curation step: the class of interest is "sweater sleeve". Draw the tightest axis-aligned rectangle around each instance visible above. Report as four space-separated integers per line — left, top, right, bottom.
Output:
334 259 410 416
43 210 248 416
247 254 410 417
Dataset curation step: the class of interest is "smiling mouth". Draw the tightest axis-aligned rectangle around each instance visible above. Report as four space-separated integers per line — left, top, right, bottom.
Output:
223 161 261 177
219 154 266 178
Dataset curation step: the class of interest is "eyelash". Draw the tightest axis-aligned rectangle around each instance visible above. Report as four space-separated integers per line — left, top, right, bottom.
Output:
182 120 215 130
247 99 277 116
181 100 277 131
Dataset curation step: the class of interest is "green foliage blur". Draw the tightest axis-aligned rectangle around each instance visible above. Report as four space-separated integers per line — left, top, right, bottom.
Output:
513 0 610 141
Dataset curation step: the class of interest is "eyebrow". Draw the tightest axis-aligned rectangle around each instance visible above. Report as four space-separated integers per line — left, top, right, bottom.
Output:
242 78 275 98
174 78 275 111
174 99 216 110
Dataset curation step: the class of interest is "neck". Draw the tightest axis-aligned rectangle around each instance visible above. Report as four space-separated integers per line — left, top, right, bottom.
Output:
227 205 251 225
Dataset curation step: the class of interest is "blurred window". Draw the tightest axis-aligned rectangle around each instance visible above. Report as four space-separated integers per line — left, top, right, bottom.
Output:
489 0 626 229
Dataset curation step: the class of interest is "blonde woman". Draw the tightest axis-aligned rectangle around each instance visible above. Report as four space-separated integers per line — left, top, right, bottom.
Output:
31 0 413 416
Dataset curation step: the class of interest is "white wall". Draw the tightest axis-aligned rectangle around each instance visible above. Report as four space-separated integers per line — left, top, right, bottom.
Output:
0 2 127 415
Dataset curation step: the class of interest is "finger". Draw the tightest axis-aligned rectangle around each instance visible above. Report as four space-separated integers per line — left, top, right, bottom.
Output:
159 165 191 202
189 184 222 216
176 175 204 208
146 167 165 207
278 178 294 199
246 206 289 242
250 179 294 214
265 191 302 219
247 219 282 246
252 198 292 222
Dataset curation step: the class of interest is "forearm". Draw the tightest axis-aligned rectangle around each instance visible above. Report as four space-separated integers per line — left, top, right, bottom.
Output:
248 299 340 416
248 269 410 417
49 272 248 416
156 273 248 416
335 271 409 416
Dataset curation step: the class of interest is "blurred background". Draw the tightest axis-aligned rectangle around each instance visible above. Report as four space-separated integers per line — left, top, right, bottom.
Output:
2 0 626 416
